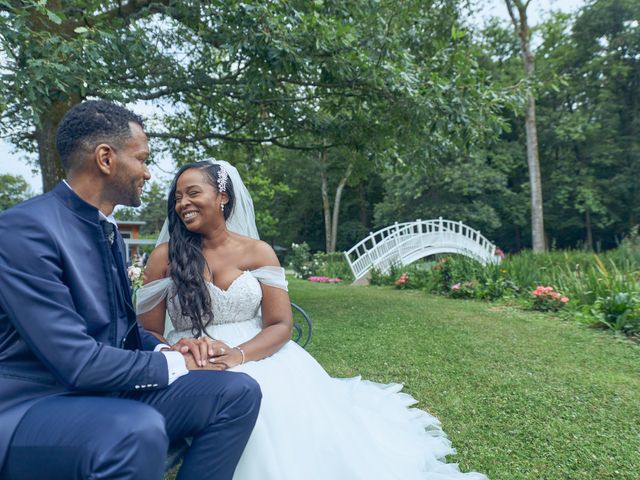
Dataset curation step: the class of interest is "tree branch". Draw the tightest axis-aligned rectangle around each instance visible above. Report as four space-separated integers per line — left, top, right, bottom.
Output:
92 0 173 25
148 130 343 151
504 0 519 31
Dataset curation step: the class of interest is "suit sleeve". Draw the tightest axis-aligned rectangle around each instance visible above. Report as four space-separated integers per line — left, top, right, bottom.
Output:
0 215 170 392
139 325 163 351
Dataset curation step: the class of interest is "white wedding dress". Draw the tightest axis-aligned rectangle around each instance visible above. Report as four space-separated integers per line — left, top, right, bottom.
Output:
138 267 487 480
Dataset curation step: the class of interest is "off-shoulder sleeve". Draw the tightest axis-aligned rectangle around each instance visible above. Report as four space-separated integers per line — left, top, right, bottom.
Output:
251 266 288 291
136 277 173 314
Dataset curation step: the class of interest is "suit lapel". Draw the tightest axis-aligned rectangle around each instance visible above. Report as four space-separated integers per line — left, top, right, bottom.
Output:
110 229 142 350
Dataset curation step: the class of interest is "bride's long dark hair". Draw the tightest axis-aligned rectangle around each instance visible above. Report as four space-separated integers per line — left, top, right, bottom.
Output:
167 161 235 338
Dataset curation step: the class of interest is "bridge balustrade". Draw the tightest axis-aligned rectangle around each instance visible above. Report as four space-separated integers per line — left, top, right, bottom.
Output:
344 218 500 282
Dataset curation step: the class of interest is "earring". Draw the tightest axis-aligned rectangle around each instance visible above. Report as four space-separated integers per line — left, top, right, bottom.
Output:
220 203 225 212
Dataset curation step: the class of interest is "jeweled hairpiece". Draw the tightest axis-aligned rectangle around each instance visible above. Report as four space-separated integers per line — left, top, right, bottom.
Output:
217 166 229 193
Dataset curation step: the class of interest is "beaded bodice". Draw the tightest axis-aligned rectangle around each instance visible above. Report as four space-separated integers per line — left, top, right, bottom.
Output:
167 271 265 329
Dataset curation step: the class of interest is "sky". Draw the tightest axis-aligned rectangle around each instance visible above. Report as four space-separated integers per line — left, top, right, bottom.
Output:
1 0 587 194
479 0 586 25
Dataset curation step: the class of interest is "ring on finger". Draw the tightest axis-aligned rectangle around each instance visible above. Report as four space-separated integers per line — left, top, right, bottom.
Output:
220 347 226 354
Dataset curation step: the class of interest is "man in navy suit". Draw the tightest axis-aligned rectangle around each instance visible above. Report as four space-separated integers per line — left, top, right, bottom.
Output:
0 101 261 479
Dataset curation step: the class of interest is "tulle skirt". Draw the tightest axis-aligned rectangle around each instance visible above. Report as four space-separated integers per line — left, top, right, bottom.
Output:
167 319 487 480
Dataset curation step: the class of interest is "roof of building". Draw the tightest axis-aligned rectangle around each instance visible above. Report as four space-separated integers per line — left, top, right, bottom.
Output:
115 220 147 226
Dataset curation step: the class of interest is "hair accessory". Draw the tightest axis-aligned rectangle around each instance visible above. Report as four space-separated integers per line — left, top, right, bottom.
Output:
217 166 229 193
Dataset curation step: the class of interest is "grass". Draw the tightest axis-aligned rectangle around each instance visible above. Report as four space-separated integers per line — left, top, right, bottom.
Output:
368 248 640 337
288 278 640 480
167 278 639 479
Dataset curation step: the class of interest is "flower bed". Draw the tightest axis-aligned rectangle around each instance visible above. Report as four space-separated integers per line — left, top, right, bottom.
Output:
308 276 342 284
371 245 640 338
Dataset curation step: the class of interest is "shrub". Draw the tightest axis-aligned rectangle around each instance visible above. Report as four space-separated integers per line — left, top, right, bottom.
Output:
370 267 394 286
290 244 354 282
313 252 354 282
530 286 570 312
475 277 519 301
394 272 410 289
289 242 313 278
449 281 476 299
592 292 640 335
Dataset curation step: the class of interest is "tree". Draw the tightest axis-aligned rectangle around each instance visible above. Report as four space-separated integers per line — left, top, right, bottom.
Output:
504 0 546 252
1 1 447 192
570 0 640 240
115 181 167 235
474 1 639 251
0 0 181 191
2 1 511 255
0 174 31 211
137 182 169 235
155 0 509 253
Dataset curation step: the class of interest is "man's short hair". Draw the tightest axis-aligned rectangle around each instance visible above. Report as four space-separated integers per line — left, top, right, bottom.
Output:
56 100 144 172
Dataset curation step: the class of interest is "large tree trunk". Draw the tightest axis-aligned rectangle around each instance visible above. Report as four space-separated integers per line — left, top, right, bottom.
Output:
36 97 81 192
524 94 545 251
319 148 354 253
319 149 332 252
329 162 353 252
506 0 546 252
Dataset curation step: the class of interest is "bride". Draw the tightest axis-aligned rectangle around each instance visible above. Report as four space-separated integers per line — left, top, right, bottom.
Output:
137 160 487 480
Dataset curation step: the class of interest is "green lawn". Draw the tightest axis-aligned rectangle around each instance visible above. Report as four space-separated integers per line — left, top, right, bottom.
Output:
289 278 640 480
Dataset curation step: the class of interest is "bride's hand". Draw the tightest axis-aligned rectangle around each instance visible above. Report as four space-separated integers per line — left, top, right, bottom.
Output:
171 337 227 368
209 345 243 370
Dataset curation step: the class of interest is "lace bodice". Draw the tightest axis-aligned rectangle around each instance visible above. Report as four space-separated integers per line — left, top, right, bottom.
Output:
168 271 264 328
136 266 288 332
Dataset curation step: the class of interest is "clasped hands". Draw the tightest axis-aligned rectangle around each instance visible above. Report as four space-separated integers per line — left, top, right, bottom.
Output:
170 337 242 371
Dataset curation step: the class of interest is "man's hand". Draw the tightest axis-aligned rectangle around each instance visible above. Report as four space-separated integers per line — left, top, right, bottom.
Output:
171 337 232 369
182 351 226 371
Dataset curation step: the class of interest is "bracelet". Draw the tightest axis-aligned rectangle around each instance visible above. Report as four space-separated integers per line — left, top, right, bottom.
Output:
233 346 245 365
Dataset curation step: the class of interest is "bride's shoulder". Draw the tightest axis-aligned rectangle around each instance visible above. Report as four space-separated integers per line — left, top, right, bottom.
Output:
143 242 170 284
239 237 280 269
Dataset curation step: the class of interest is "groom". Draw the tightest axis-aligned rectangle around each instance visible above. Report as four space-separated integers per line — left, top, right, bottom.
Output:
0 101 261 480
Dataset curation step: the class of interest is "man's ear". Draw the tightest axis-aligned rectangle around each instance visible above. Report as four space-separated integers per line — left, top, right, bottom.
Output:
95 143 115 175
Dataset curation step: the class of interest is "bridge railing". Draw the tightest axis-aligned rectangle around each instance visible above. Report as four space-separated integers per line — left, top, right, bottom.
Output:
344 218 498 280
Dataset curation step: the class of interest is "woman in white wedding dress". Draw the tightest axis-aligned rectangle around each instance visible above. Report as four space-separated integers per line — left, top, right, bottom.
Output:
137 160 487 480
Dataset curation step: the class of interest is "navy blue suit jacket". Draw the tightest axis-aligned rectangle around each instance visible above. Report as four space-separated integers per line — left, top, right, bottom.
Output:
0 182 167 471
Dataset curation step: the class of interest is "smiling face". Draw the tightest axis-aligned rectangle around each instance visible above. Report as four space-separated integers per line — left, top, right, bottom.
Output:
110 122 151 207
174 167 227 233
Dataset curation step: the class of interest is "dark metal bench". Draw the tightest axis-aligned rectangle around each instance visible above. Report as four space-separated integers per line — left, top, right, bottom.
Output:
290 302 313 348
165 302 313 473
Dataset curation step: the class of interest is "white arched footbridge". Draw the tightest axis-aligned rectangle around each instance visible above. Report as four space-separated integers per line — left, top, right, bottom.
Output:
344 218 501 284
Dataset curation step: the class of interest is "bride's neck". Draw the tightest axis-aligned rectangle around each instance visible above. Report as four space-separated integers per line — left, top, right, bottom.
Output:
201 223 231 249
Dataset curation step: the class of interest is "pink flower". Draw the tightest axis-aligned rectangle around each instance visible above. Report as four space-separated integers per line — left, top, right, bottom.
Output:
530 285 569 310
451 283 461 291
308 276 341 284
